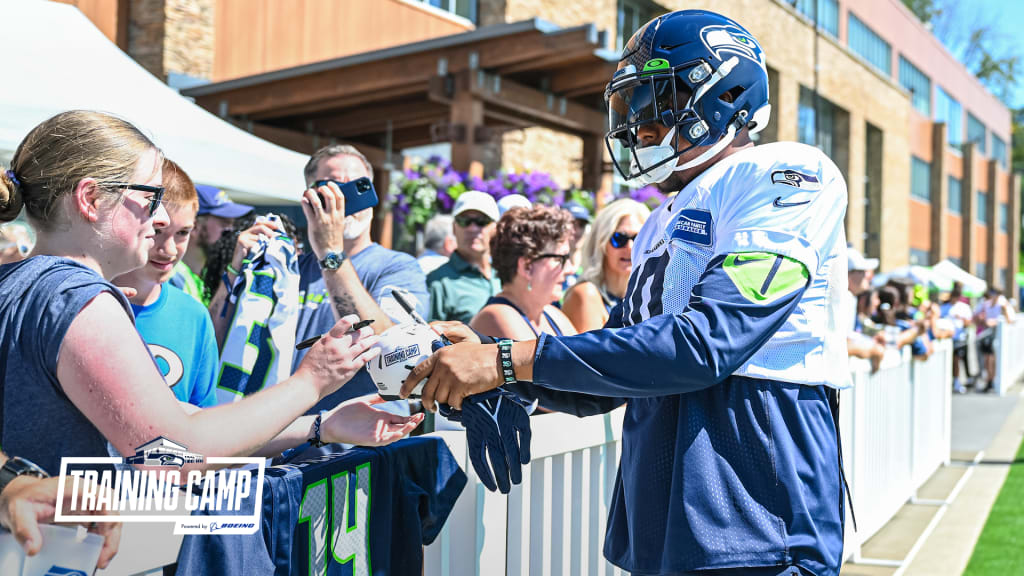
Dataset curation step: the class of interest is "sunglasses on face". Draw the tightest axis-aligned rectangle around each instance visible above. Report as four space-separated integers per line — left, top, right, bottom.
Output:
532 252 571 268
454 215 493 228
109 182 165 216
609 232 637 248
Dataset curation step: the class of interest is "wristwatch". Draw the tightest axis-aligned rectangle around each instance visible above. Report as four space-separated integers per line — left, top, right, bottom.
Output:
0 457 49 495
318 250 346 271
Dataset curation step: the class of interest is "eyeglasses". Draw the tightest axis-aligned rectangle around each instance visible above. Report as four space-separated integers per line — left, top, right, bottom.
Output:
109 182 165 216
532 253 571 268
609 232 637 248
454 215 493 228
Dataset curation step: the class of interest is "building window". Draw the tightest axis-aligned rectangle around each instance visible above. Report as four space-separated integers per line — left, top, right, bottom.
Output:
976 262 989 280
412 0 476 22
910 248 930 266
947 175 962 214
999 268 1009 291
967 113 987 155
792 0 839 37
992 134 1008 169
1000 202 1008 232
899 56 931 116
976 191 988 224
935 86 963 148
798 86 836 157
949 256 963 268
848 13 891 76
911 156 931 201
617 0 666 50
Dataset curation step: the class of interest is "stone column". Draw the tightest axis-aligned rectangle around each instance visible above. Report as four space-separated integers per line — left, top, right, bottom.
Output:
962 143 977 276
929 122 948 263
986 159 999 285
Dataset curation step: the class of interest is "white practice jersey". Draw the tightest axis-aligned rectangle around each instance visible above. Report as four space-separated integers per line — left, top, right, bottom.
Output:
620 141 851 388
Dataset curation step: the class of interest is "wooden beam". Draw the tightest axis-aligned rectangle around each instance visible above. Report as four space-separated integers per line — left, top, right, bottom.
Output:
190 26 605 119
548 59 618 97
224 119 396 169
464 70 605 135
246 86 426 122
308 102 448 139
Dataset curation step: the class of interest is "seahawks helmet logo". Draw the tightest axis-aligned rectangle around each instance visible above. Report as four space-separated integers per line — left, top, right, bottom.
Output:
699 24 765 68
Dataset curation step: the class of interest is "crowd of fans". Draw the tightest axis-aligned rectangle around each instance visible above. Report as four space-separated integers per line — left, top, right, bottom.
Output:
1 108 1019 565
845 246 1017 392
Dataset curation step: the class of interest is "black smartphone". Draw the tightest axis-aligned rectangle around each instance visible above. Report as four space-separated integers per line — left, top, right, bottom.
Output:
312 177 378 216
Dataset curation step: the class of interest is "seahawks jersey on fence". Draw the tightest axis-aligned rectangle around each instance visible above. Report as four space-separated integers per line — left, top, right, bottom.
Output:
175 437 466 576
622 141 849 388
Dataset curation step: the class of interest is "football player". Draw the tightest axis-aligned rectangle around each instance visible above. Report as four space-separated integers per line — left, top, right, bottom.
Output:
404 9 850 576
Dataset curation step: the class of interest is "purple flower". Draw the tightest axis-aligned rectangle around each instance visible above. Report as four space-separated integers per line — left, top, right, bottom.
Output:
437 190 455 213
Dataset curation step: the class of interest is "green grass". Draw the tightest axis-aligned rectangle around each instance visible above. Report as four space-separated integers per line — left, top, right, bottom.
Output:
963 437 1024 575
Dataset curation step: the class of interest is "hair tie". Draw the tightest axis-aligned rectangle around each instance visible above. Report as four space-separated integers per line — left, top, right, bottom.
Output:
4 170 20 191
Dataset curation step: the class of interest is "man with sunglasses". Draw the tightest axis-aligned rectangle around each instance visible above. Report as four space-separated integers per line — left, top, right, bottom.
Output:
427 191 501 323
405 9 850 576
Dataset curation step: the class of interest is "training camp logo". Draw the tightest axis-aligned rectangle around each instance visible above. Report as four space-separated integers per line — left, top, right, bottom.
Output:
699 24 766 68
56 436 265 535
384 344 421 367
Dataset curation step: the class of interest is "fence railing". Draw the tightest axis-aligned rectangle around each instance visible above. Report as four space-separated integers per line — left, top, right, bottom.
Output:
427 339 959 573
995 320 1024 395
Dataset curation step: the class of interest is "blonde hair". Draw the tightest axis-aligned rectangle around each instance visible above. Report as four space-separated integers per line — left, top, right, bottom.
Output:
0 111 159 229
161 158 198 215
579 199 651 288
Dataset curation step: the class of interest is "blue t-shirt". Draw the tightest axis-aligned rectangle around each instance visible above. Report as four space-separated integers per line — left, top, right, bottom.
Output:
174 437 467 575
0 256 133 474
295 244 429 406
131 284 219 408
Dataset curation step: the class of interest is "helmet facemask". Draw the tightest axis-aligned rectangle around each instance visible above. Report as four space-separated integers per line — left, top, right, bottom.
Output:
604 55 756 185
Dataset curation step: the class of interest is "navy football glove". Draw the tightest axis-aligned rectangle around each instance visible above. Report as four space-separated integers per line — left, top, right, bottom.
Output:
442 388 534 494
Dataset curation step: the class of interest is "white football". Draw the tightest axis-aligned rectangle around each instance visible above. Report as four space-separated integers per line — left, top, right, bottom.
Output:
367 322 442 400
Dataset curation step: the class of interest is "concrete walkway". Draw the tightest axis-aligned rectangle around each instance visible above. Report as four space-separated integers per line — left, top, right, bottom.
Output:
841 382 1024 576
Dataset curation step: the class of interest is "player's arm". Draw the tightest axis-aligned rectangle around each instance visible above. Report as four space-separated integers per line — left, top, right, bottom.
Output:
406 253 809 409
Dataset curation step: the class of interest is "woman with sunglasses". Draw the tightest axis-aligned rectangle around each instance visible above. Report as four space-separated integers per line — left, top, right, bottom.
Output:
470 205 577 341
0 111 422 481
563 199 650 332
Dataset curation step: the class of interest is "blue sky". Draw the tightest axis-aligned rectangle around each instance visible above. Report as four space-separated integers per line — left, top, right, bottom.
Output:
936 0 1024 108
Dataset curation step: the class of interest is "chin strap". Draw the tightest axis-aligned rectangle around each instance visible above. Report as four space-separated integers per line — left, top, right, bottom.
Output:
675 123 738 172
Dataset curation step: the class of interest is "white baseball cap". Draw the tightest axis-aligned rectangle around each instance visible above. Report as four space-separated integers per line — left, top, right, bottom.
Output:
452 190 500 222
847 246 879 272
497 193 532 217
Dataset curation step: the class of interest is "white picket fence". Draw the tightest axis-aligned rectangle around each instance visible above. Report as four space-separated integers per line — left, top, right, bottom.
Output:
426 339 960 574
119 330 1024 575
995 320 1024 394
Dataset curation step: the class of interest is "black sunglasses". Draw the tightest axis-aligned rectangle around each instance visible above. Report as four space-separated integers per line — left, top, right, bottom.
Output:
609 232 637 248
454 215 493 228
532 253 571 268
109 182 165 216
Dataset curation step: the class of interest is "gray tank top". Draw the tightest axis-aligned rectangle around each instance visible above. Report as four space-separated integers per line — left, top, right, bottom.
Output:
0 256 133 474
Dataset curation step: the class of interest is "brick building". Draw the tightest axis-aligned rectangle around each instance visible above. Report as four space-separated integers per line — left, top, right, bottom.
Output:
59 0 1019 289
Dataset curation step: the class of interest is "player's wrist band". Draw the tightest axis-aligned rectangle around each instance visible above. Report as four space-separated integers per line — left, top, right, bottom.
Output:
308 410 328 448
497 339 516 385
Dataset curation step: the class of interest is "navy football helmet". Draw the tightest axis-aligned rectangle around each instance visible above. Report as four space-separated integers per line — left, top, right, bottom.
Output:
605 10 771 184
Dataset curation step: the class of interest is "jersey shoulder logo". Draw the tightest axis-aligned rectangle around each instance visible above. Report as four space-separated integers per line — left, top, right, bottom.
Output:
669 209 713 247
770 169 821 190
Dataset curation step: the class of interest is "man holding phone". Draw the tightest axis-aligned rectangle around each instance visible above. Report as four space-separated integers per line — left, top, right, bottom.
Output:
211 144 428 406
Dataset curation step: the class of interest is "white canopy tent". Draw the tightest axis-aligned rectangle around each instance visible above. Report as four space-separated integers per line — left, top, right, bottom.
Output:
0 0 305 204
